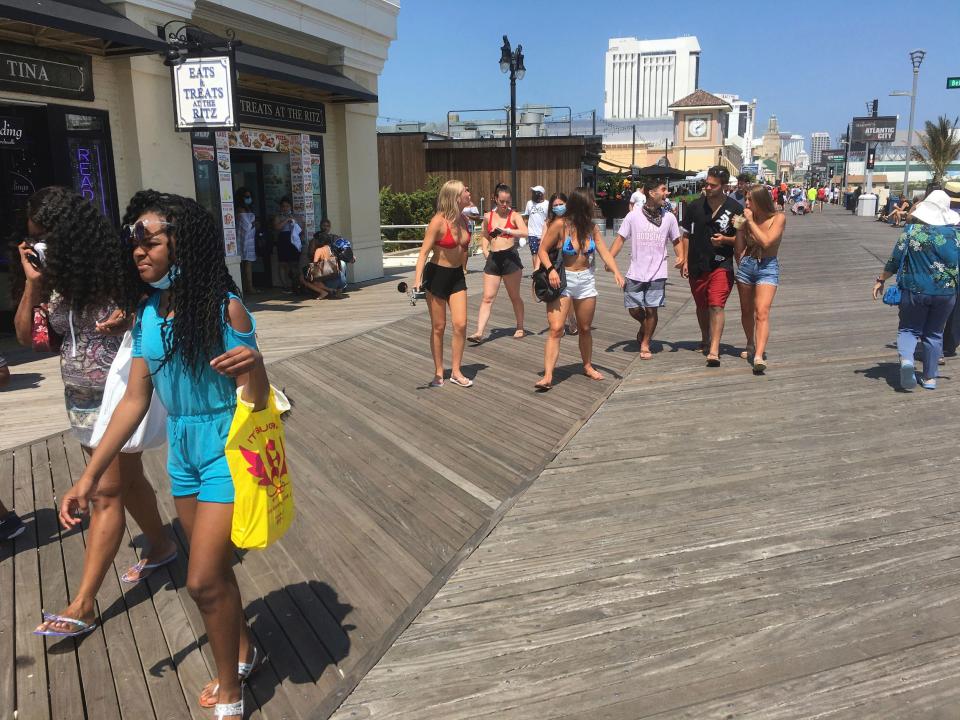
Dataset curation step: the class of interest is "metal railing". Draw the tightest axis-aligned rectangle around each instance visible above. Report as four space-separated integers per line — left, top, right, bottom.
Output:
381 224 484 256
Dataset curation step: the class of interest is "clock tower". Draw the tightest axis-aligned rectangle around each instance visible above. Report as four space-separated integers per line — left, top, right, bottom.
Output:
667 89 733 172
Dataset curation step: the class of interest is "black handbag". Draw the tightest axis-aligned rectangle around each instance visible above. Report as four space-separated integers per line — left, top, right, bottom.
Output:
531 251 566 303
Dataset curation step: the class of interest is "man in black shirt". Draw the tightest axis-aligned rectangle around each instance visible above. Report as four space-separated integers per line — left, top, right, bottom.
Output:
680 165 744 366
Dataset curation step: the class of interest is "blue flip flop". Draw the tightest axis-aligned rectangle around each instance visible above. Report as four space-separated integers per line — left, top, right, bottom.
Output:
121 550 178 584
34 611 97 638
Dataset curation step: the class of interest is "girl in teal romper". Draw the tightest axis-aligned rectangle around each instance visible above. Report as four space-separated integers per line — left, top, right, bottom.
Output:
63 191 268 720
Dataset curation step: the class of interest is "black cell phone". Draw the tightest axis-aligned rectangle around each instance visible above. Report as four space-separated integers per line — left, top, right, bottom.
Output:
489 228 503 238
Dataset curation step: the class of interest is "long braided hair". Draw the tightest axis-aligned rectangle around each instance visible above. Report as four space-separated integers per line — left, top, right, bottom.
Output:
122 190 239 375
26 186 142 313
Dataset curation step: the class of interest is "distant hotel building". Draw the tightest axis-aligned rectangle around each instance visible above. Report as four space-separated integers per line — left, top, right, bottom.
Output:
811 132 831 163
604 36 701 120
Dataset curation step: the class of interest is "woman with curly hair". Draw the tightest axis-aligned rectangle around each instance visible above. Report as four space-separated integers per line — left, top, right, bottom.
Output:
59 191 270 720
14 186 176 637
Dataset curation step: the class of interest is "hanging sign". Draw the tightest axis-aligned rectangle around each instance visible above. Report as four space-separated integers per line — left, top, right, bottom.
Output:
172 55 238 131
0 42 92 101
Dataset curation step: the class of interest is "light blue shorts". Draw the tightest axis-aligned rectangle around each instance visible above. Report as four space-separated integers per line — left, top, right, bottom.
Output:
736 256 780 286
624 278 666 308
167 410 235 503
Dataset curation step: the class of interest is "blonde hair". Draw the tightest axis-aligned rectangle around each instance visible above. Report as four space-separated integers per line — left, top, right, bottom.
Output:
436 180 465 225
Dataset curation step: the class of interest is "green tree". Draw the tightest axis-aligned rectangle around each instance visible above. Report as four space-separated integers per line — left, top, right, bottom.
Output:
911 116 960 184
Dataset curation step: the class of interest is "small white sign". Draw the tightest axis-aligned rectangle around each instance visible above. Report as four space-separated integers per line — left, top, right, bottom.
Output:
172 56 236 131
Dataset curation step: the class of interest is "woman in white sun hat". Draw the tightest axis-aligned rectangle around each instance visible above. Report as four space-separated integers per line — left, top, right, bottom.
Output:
872 190 960 390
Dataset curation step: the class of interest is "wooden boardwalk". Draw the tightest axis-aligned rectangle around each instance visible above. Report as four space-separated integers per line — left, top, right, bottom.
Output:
332 208 960 719
2 248 646 719
0 264 421 451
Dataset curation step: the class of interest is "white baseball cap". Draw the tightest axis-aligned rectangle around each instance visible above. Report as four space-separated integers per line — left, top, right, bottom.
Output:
530 185 545 194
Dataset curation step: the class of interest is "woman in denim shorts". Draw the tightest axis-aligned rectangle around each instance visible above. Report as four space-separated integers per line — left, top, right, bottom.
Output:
735 185 786 375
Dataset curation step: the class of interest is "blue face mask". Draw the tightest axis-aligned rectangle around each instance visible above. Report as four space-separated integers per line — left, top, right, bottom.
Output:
244 197 253 206
553 204 566 217
149 264 180 290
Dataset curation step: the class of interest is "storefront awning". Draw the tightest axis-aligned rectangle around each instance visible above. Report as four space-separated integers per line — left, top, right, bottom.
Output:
0 0 166 56
236 45 377 104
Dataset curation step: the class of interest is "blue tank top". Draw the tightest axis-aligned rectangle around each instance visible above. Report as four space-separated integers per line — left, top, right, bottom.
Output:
132 292 257 417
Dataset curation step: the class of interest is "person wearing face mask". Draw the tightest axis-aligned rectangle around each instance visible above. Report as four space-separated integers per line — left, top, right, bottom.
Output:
236 188 258 295
523 185 549 272
14 187 176 638
543 193 577 335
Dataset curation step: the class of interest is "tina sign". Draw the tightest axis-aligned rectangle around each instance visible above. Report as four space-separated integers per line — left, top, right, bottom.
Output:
172 55 238 131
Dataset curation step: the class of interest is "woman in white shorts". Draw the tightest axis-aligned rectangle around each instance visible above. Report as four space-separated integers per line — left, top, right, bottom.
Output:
534 187 623 391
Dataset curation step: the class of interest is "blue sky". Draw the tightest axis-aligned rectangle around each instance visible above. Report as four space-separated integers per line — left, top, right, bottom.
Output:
379 0 960 147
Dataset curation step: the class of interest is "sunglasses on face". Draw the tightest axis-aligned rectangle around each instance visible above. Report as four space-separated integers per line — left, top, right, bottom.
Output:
122 220 176 247
704 182 721 190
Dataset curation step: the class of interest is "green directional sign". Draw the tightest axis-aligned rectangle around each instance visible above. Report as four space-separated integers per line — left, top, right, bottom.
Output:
948 77 960 89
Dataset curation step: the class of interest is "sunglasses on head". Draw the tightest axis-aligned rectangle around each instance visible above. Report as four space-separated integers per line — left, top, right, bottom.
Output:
121 220 176 247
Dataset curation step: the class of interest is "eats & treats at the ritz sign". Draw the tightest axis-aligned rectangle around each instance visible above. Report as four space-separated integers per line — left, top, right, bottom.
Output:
172 55 238 131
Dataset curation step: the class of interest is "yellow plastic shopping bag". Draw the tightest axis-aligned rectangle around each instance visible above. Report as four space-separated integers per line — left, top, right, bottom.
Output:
225 386 294 549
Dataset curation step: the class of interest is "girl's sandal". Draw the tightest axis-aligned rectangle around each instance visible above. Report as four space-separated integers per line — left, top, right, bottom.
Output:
200 647 261 708
214 697 243 720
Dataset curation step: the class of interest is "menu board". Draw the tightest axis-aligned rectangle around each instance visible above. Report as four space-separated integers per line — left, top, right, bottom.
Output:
214 131 237 256
290 133 314 239
227 129 289 153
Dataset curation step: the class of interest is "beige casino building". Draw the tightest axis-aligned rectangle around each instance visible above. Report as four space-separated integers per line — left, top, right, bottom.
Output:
0 0 399 324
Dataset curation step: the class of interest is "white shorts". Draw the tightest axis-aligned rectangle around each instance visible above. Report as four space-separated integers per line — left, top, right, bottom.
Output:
562 268 598 300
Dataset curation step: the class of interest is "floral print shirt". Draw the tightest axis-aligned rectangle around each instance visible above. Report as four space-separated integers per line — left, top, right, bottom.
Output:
884 223 960 296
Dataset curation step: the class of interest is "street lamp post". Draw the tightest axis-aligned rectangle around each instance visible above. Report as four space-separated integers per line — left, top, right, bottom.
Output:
499 36 525 196
898 50 925 200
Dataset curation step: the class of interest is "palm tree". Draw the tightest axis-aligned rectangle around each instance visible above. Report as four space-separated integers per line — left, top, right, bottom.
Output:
911 115 960 184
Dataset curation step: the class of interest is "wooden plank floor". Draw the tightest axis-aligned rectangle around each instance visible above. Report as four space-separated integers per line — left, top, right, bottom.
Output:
332 208 960 719
0 263 422 451
2 245 646 718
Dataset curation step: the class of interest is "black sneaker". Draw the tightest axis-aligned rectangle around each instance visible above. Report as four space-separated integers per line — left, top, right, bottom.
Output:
0 511 26 541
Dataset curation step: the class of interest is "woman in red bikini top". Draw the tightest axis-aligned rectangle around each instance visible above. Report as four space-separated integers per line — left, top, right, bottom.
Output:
414 180 474 389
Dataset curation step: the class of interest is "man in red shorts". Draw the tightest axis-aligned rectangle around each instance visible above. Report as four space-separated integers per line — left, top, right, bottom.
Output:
680 165 744 366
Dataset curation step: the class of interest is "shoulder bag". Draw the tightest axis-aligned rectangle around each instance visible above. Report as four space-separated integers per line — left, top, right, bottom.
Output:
531 249 566 303
89 331 168 453
307 248 340 281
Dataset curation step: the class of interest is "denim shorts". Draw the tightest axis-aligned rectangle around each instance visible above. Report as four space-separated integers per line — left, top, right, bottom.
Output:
624 278 666 308
736 256 780 286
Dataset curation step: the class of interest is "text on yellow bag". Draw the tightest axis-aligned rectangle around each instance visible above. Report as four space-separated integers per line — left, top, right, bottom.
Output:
225 387 294 549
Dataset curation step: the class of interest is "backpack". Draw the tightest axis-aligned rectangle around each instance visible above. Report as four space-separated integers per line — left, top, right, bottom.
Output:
332 237 355 264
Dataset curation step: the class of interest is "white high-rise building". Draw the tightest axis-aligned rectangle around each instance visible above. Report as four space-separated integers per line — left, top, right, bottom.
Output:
780 134 805 164
604 36 701 120
811 132 831 163
716 93 757 162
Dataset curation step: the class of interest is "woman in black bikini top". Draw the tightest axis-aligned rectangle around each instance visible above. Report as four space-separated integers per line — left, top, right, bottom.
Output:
467 183 528 344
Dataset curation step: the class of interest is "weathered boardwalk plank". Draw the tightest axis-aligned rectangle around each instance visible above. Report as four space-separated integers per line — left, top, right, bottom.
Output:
333 209 960 719
5 248 643 718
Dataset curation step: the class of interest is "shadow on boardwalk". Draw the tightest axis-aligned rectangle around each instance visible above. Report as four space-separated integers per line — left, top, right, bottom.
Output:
2 260 646 720
334 208 960 719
